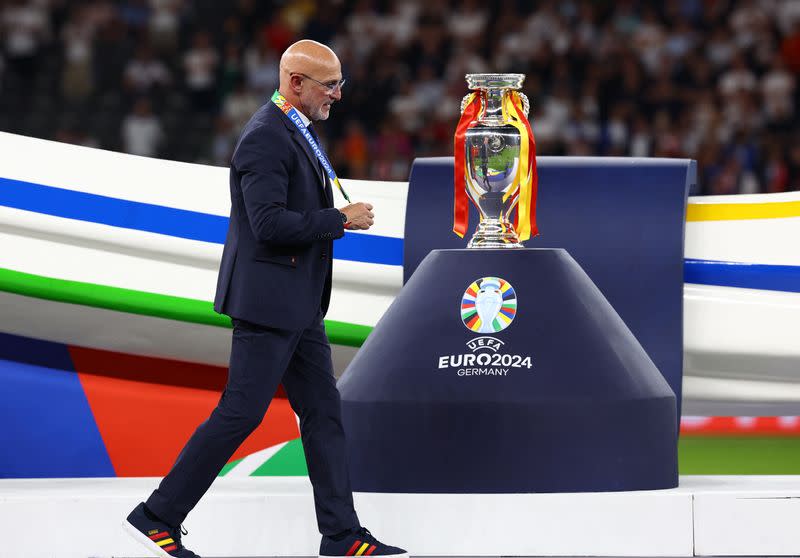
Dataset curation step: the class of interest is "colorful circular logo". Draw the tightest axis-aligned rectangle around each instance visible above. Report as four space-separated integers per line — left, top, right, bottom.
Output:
461 277 517 333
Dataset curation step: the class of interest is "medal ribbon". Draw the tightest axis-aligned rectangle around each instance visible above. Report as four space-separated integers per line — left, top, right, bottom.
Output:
271 90 351 203
453 92 483 238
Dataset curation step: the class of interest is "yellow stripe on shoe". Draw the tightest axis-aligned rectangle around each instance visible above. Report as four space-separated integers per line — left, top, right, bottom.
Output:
355 542 370 556
157 538 175 546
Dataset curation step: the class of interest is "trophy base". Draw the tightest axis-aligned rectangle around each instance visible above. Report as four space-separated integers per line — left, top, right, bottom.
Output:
467 219 523 249
341 249 678 493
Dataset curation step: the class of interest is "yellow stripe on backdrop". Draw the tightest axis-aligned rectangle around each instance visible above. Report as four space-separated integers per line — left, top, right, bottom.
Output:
687 201 800 222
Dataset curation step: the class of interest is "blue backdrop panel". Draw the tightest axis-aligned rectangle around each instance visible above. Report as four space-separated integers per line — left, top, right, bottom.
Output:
0 340 114 478
403 157 693 417
340 249 677 493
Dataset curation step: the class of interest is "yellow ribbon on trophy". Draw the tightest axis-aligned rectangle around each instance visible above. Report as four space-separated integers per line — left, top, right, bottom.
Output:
501 91 538 241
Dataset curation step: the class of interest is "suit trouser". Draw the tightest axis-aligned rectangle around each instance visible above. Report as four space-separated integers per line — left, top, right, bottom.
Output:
146 312 360 535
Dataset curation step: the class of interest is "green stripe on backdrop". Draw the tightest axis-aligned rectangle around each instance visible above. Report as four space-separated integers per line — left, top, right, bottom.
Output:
218 458 242 477
250 438 309 476
0 267 372 347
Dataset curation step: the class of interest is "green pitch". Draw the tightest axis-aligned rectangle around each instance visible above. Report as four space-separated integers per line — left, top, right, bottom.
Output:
679 436 800 474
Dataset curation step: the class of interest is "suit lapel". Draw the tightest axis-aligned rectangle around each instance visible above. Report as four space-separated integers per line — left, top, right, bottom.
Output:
324 176 334 206
291 127 335 207
291 130 326 187
275 104 326 188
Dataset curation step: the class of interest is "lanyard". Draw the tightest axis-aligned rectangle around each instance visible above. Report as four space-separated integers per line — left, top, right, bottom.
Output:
271 90 351 203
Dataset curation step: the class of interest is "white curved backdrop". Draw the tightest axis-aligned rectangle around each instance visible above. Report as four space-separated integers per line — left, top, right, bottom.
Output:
1 131 799 405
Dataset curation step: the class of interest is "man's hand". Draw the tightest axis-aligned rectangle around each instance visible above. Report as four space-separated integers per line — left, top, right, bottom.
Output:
340 202 374 230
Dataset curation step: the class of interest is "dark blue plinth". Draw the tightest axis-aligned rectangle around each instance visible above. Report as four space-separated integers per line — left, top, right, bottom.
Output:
339 248 678 493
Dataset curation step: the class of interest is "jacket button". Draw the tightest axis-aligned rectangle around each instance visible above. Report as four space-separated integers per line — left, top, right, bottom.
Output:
291 256 296 264
321 252 327 259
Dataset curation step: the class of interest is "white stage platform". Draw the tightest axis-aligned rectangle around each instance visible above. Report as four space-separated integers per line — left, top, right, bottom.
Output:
1 476 799 558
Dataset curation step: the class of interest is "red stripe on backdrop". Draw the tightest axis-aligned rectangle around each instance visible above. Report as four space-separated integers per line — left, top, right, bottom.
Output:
71 346 299 476
66 345 287 398
680 416 800 436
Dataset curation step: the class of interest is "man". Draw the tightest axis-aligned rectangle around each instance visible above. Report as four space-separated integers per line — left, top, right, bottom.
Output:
124 39 408 558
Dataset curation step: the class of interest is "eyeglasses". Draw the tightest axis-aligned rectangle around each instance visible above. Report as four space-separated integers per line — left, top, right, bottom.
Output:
293 73 346 93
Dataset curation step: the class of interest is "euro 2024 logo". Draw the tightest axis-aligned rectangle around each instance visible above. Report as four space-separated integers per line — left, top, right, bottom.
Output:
461 277 517 333
437 276 532 376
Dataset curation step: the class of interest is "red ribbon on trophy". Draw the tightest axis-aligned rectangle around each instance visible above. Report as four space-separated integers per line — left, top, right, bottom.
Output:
453 92 483 239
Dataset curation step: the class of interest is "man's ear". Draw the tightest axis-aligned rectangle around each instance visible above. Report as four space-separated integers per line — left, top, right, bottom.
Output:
290 74 304 94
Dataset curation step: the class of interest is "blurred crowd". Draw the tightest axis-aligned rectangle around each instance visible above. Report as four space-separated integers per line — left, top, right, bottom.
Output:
2 0 800 194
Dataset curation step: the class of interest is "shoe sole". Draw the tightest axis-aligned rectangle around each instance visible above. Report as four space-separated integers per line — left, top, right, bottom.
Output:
122 519 175 558
320 554 408 558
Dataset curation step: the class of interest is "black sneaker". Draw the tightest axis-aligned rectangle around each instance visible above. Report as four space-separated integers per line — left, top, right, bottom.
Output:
123 502 201 558
320 527 408 557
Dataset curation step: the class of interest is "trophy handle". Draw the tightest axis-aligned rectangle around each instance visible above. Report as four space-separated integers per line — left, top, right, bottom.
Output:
518 92 530 117
460 94 473 115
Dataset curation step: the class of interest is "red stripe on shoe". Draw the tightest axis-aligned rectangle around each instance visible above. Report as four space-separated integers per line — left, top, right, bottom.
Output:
346 540 362 556
365 544 377 555
149 531 170 540
163 544 178 552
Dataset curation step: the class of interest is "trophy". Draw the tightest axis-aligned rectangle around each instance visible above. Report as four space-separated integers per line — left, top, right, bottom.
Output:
453 74 538 248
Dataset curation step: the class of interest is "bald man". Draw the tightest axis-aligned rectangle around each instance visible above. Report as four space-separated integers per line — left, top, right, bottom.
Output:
124 40 407 558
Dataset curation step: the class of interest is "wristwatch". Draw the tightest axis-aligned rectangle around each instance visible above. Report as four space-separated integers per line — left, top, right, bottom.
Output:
339 211 347 225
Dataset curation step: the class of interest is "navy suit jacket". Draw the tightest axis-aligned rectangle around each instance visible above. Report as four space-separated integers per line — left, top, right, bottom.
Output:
214 101 345 331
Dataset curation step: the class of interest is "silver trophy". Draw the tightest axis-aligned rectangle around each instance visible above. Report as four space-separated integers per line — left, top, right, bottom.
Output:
461 73 530 248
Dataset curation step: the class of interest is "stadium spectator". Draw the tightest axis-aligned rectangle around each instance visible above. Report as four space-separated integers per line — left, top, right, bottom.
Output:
244 36 279 96
218 42 245 99
122 97 163 157
210 115 236 167
341 120 370 179
781 20 800 73
1 0 49 80
719 52 758 98
223 78 262 131
60 4 95 103
123 44 171 93
762 54 795 124
183 30 219 111
149 0 183 54
1 0 799 194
